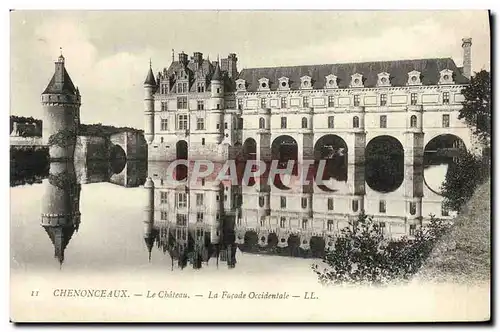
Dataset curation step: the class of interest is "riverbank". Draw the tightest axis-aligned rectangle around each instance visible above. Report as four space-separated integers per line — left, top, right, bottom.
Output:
416 178 491 284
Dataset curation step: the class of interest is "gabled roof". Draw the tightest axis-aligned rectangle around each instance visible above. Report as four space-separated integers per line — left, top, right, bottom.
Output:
237 57 469 91
42 67 77 95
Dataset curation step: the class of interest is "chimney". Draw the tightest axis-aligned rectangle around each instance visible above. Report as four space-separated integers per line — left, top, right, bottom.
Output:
227 53 238 79
178 52 188 65
462 37 472 79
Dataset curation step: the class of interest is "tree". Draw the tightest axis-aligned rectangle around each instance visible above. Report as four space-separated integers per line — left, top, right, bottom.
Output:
459 70 491 145
312 213 450 285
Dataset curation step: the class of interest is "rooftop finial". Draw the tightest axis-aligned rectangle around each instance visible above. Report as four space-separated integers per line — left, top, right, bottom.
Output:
171 49 174 62
60 47 62 56
58 47 65 63
149 58 152 69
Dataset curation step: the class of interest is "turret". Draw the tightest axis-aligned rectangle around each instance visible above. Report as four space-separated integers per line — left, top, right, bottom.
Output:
462 37 472 80
143 177 155 261
210 60 224 143
144 61 156 144
41 52 80 160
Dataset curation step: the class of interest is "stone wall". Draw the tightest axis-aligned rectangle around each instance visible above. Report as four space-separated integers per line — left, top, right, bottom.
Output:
74 136 109 163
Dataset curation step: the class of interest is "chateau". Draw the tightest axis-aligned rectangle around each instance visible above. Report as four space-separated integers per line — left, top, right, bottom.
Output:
144 38 474 165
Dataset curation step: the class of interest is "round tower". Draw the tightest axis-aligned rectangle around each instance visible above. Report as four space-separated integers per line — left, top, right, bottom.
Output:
210 61 225 143
41 53 81 160
144 62 156 144
143 177 156 261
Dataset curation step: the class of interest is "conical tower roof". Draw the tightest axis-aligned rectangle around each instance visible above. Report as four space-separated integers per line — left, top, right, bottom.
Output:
211 61 222 81
144 66 156 86
42 55 77 95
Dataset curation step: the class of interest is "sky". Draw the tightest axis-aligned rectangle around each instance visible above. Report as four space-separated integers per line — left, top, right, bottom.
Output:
10 10 490 129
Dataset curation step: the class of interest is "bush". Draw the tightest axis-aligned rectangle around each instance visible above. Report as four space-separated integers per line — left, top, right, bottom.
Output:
441 151 489 212
312 213 451 285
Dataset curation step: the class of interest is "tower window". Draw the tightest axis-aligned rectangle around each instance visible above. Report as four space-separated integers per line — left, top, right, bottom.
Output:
301 117 308 129
379 200 386 213
353 116 359 128
409 202 416 215
196 118 205 130
202 138 205 145
280 217 286 228
380 94 387 106
301 197 307 208
302 219 308 230
197 100 204 110
177 96 187 109
259 196 265 207
224 122 228 129
237 99 243 110
380 115 387 128
303 96 309 108
197 83 205 93
259 117 265 129
328 198 334 210
160 137 164 143
161 101 167 111
328 116 335 129
261 98 267 109
327 220 334 231
281 97 287 108
280 196 286 208
443 92 450 104
160 83 168 94
161 118 168 131
216 88 220 94
260 217 266 227
281 117 287 129
442 114 450 128
352 200 359 212
238 118 243 129
411 93 418 105
353 95 360 106
328 95 335 107
410 115 417 128
216 103 220 110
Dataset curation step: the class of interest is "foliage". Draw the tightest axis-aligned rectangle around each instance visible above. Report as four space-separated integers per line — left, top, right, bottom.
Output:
79 123 143 137
10 115 43 137
459 70 491 145
441 150 489 212
48 129 77 148
312 212 451 285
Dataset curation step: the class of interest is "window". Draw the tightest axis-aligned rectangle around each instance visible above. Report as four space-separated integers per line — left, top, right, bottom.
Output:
301 197 307 208
196 212 204 223
161 118 168 131
301 117 308 129
280 196 286 208
196 118 204 130
442 114 450 128
353 95 360 106
281 97 287 108
443 92 450 104
216 88 220 94
380 94 387 106
160 83 168 94
409 202 416 215
328 198 334 210
281 117 287 129
352 200 359 212
161 211 168 220
238 118 243 129
280 217 286 228
224 122 228 129
353 116 359 128
379 222 386 232
161 101 167 111
160 137 164 143
302 219 308 230
196 193 204 206
328 116 335 129
259 196 265 207
177 82 188 94
442 203 449 217
202 138 205 145
411 93 418 105
259 117 265 129
380 115 387 128
379 200 386 213
197 100 204 110
409 115 417 128
197 83 205 93
177 96 187 109
261 98 267 109
237 99 243 110
201 178 205 186
176 214 187 226
327 220 334 231
177 114 188 130
303 96 309 108
160 191 168 204
177 193 187 208
260 217 265 227
216 124 220 130
216 103 220 110
328 95 334 107
409 224 416 236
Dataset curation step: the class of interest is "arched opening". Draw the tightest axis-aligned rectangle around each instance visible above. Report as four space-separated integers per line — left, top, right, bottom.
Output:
365 135 404 193
243 138 257 186
301 117 308 129
410 115 418 128
313 134 348 183
353 116 360 128
271 135 298 176
424 134 466 194
109 144 126 174
175 140 188 180
259 117 265 129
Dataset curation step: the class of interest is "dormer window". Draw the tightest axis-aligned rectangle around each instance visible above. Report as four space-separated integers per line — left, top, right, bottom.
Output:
278 77 290 90
300 76 312 90
258 77 270 91
377 72 391 87
236 79 246 92
325 74 338 89
407 70 422 86
350 73 364 88
439 69 454 85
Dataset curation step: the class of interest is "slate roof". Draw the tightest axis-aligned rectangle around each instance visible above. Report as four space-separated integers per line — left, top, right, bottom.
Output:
237 57 469 91
42 67 77 95
144 67 156 85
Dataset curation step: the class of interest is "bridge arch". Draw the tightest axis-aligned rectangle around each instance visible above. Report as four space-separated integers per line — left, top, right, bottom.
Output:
313 134 348 182
271 135 298 176
243 138 257 160
109 144 126 174
365 135 405 193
